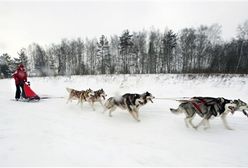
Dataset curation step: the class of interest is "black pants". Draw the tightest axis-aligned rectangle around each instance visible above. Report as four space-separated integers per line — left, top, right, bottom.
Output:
15 82 26 99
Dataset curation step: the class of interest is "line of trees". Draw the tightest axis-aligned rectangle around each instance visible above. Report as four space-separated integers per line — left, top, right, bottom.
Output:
1 21 248 78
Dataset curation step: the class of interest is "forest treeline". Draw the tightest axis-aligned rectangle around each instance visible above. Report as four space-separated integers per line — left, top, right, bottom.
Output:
1 21 248 78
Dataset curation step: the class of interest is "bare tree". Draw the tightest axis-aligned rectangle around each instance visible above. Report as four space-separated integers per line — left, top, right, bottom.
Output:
179 28 196 72
148 29 161 74
236 20 248 73
86 38 98 75
132 30 148 74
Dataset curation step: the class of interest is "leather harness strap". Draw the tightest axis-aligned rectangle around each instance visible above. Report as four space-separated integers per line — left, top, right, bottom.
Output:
191 98 207 113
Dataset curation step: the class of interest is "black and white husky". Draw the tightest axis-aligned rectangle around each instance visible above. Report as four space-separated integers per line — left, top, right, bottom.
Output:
170 97 248 130
103 92 155 122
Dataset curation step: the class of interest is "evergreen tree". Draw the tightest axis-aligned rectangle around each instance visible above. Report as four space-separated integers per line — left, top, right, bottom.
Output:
161 30 177 73
17 48 28 67
97 35 111 74
0 53 12 78
119 30 134 74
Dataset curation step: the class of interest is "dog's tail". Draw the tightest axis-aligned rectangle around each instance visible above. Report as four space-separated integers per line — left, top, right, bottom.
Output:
170 107 183 114
104 97 115 109
66 87 72 93
102 97 115 113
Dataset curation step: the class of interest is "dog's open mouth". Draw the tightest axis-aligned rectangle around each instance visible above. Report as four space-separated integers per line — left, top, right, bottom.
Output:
148 98 154 103
102 95 106 100
228 106 235 114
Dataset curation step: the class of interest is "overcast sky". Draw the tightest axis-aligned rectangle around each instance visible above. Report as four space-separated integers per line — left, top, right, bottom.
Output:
1 0 248 57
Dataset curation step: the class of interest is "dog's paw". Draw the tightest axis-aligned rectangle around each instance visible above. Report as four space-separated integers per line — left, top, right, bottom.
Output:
193 126 198 130
226 127 234 130
203 127 210 130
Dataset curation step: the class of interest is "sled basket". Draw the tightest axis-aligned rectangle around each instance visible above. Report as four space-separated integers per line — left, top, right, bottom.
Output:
23 83 40 100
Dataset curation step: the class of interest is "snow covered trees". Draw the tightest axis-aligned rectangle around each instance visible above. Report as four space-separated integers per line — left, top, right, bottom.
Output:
1 22 248 77
161 30 177 73
97 35 111 74
0 53 12 78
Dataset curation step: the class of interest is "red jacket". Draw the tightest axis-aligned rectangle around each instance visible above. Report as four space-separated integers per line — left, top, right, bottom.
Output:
12 67 27 85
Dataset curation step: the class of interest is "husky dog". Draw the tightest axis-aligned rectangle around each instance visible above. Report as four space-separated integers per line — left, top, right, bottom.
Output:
87 89 107 111
103 92 155 122
170 97 248 130
66 88 94 105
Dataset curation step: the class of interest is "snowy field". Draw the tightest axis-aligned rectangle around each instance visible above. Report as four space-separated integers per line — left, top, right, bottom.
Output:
1 74 248 166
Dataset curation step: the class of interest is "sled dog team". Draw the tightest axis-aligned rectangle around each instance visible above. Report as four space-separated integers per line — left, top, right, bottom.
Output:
66 87 154 122
66 87 248 130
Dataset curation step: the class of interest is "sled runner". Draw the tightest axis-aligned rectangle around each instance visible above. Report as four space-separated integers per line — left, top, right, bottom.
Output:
11 95 64 102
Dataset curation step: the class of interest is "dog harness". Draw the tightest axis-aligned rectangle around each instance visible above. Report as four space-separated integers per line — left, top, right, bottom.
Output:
191 98 206 113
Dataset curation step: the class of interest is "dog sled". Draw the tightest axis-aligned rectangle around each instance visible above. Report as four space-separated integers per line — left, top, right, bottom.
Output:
12 82 66 102
23 82 40 101
12 82 40 102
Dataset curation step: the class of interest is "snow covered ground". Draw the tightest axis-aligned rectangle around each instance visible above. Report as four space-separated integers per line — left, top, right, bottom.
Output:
0 74 248 166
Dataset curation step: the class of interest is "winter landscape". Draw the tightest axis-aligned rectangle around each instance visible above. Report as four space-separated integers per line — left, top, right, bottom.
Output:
1 0 248 167
1 74 248 166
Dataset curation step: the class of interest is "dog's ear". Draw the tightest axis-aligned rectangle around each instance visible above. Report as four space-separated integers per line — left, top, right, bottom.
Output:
220 97 225 103
233 100 239 104
239 99 247 106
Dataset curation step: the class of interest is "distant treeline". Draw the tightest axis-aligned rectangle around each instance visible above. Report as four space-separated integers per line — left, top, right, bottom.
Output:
1 21 248 78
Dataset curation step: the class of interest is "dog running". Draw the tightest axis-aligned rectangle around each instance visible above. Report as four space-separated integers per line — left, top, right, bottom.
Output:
87 89 107 111
66 87 94 106
170 97 248 130
103 92 155 122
